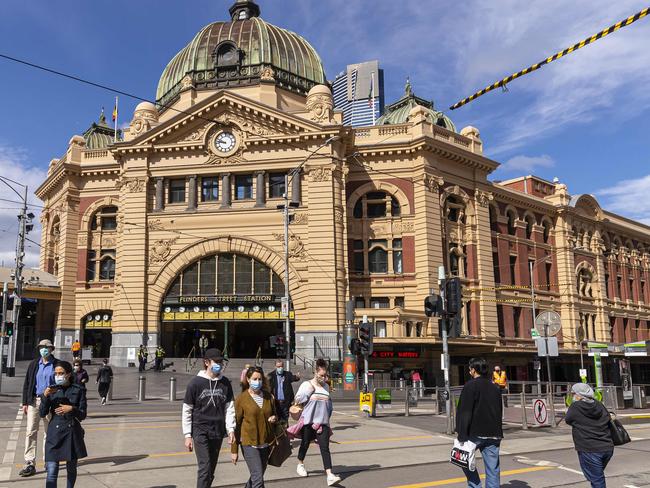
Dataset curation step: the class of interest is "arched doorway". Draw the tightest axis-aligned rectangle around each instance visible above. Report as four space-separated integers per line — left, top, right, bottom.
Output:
161 253 294 359
82 311 113 359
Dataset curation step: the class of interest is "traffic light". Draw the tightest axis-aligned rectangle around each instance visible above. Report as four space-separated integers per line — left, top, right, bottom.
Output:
437 315 462 339
359 320 374 356
446 277 462 316
424 294 443 317
349 338 360 356
4 322 13 337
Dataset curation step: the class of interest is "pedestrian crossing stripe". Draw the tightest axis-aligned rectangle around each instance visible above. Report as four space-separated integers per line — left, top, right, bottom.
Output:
450 6 650 110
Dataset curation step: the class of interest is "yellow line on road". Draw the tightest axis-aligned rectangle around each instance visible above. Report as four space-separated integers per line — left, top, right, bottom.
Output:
388 466 554 488
631 414 650 419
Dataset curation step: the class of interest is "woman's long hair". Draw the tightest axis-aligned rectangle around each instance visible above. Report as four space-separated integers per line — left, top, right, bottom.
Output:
241 366 271 395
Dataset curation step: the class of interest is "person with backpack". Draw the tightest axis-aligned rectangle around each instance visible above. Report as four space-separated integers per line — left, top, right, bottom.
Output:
565 383 614 488
96 359 113 406
182 348 235 488
40 360 87 488
231 366 278 488
456 357 503 488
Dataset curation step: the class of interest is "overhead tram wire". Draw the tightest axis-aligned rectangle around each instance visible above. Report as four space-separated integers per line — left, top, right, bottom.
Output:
450 5 650 110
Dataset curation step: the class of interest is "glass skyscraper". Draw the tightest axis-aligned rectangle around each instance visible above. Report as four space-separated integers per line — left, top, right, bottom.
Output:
332 60 384 127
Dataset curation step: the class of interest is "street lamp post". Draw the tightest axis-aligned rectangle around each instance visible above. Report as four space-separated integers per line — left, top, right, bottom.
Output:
529 256 553 394
279 136 339 372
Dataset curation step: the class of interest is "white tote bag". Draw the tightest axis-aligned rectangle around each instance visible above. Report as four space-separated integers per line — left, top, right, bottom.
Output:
450 439 477 471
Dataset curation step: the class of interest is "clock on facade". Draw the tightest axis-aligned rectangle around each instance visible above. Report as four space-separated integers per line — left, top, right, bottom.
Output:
214 131 237 153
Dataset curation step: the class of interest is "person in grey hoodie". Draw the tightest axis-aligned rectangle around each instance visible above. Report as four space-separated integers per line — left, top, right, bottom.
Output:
182 348 236 488
565 383 614 488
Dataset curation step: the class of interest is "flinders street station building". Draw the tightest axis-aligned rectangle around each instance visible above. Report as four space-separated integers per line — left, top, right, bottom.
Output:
36 0 650 385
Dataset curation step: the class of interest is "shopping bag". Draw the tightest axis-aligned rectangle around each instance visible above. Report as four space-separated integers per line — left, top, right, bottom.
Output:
450 439 477 471
609 417 631 446
268 424 292 467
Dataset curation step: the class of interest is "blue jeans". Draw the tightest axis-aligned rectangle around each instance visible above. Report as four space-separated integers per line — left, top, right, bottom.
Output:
578 450 614 488
462 438 500 488
45 460 77 488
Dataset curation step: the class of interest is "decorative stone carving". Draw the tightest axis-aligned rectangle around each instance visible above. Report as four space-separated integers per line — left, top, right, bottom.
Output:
149 237 179 265
424 174 444 193
475 189 494 207
102 237 117 249
260 67 276 82
393 221 415 234
272 233 307 260
181 126 209 143
292 213 308 225
130 102 159 137
180 74 194 91
215 113 274 137
306 85 334 123
309 167 332 182
115 177 146 193
78 234 88 247
334 208 344 224
204 150 246 166
148 219 165 231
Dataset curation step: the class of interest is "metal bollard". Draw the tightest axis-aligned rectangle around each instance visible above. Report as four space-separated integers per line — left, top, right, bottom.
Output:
405 387 410 417
138 375 146 402
520 392 528 430
434 386 440 415
169 376 177 402
107 381 113 402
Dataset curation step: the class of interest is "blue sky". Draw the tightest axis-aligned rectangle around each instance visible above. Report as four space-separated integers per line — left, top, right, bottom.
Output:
0 1 649 266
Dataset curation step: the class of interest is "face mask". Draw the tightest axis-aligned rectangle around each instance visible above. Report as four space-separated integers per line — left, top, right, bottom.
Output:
54 375 67 386
276 367 284 375
40 348 50 358
211 363 222 375
250 380 262 391
73 366 80 372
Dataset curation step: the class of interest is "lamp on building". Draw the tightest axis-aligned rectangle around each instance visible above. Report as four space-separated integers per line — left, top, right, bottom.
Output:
277 135 340 372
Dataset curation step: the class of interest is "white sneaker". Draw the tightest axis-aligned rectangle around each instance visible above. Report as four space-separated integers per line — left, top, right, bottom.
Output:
296 463 308 477
101 397 106 405
327 473 341 486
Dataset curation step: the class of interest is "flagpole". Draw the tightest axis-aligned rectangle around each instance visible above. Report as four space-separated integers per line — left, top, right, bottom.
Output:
371 71 376 126
113 96 118 142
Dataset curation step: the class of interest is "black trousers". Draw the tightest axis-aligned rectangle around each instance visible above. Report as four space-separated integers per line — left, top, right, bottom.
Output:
98 382 110 398
138 358 146 372
275 400 290 422
298 424 332 470
193 432 223 488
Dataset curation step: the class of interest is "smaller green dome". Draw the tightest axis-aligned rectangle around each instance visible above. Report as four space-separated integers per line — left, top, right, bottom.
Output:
377 79 456 132
82 110 120 150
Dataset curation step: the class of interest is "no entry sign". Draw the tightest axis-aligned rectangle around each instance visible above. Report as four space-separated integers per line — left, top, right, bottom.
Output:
533 398 549 426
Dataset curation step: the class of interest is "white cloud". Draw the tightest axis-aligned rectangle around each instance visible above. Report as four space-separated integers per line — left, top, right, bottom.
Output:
597 174 650 224
0 144 46 269
498 154 555 174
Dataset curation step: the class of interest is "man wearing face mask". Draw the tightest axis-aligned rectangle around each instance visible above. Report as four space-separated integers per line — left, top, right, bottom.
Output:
19 339 58 478
268 359 300 425
182 348 236 488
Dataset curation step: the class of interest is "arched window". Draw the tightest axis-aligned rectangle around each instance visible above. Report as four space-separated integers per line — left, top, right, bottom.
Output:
368 241 388 274
100 254 116 281
91 206 118 231
215 42 240 67
352 191 401 219
542 219 551 243
445 195 465 223
507 210 517 236
525 215 535 240
86 205 118 282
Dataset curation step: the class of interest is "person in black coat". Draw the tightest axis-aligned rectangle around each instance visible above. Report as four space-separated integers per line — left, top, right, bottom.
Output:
40 360 88 488
455 357 504 488
96 359 113 406
267 359 300 424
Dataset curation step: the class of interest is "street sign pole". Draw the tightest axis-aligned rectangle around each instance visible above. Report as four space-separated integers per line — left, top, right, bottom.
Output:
439 266 453 435
0 282 7 392
362 314 369 393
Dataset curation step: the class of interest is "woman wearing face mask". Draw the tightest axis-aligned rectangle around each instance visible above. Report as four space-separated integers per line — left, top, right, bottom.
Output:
293 358 340 486
72 360 88 387
231 366 277 488
40 360 87 488
182 348 236 488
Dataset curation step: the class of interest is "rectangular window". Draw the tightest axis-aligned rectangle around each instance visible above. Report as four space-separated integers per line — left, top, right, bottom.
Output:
253 261 271 294
86 250 96 281
182 262 199 295
235 255 253 295
201 177 219 202
394 296 405 308
641 281 646 303
370 297 390 309
393 239 403 274
217 254 234 295
493 252 501 284
354 296 366 308
199 256 216 295
353 240 364 273
235 174 253 200
268 173 286 199
604 273 610 298
629 278 635 301
169 179 186 204
366 201 386 218
513 307 521 338
497 305 505 338
509 255 517 285
375 320 387 338
545 262 553 289
617 276 622 299
101 216 117 230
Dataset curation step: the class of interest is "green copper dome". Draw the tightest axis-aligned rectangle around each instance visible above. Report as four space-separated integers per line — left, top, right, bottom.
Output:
156 1 327 108
377 80 456 132
83 110 120 150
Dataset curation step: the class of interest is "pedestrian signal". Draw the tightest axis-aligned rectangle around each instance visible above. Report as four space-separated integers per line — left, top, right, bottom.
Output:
4 322 13 337
358 320 374 356
446 277 462 316
424 294 442 317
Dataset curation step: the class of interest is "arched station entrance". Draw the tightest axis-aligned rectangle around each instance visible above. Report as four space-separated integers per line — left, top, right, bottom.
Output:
161 253 294 359
82 311 113 359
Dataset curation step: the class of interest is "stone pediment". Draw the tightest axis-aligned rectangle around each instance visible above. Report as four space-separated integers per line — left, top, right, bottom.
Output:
114 91 324 154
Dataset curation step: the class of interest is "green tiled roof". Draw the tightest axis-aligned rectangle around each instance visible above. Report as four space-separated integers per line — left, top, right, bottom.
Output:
377 80 456 132
82 111 119 150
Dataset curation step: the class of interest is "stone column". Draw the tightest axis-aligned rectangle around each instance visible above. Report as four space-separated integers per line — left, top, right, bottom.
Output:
220 173 231 209
254 171 266 208
291 171 301 206
155 178 164 212
187 175 197 211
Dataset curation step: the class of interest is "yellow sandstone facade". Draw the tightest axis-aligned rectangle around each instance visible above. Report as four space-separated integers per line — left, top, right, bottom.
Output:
35 2 650 382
